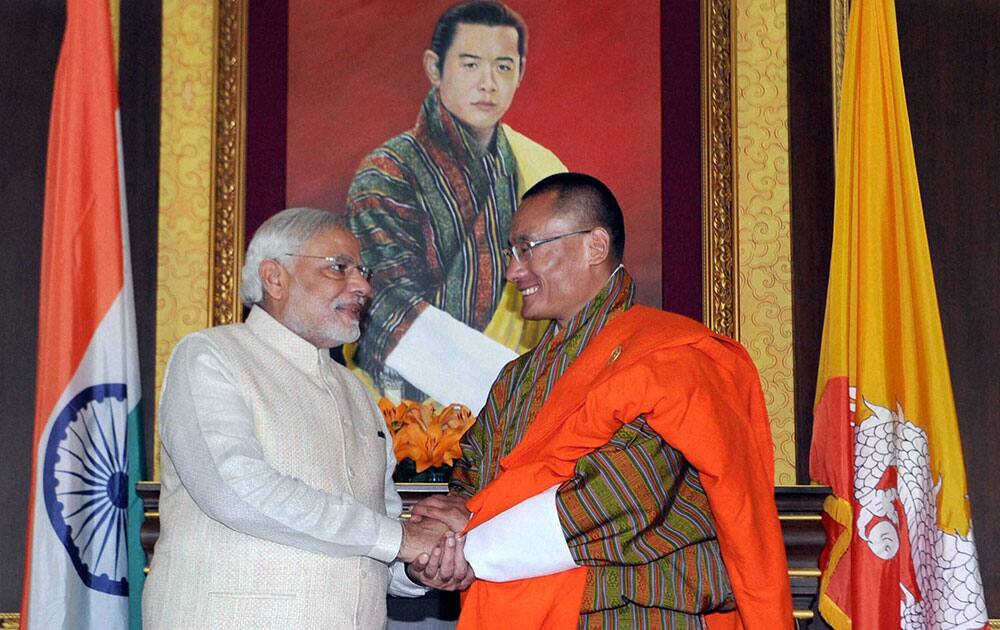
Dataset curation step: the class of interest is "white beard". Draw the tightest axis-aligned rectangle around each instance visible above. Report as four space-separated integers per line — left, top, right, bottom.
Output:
284 297 361 348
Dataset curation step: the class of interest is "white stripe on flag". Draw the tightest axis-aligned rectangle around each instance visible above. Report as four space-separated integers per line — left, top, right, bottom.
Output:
28 291 136 629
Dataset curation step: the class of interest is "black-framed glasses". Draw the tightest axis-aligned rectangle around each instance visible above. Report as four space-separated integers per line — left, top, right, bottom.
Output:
501 229 593 264
282 253 373 282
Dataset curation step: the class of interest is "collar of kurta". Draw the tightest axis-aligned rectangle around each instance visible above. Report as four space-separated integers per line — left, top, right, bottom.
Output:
245 305 332 370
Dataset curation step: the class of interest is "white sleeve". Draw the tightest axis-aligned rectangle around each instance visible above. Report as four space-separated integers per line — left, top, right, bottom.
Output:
158 335 402 563
388 561 429 597
377 404 430 597
385 305 517 411
463 485 578 582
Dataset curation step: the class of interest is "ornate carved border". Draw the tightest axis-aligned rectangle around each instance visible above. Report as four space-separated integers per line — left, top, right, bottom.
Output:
210 0 247 325
702 0 736 338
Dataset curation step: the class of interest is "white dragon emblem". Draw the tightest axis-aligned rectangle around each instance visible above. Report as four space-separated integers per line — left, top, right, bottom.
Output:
851 389 987 629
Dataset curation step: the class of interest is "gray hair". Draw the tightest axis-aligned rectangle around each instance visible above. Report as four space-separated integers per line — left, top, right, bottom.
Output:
240 207 347 306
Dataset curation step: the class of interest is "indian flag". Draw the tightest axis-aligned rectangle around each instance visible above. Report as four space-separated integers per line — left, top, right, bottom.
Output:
809 0 986 628
21 1 146 628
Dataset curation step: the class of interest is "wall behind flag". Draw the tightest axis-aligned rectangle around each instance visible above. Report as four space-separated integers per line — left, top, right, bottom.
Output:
0 0 65 613
788 0 1000 613
119 0 162 475
896 1 1000 611
0 0 161 614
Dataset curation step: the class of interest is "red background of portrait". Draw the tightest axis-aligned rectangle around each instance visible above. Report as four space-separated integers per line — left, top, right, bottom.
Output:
285 0 662 307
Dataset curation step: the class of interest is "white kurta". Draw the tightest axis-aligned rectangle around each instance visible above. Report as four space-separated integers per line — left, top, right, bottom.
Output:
142 307 424 630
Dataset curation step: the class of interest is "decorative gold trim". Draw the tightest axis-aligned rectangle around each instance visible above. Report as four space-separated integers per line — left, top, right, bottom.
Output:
702 0 737 338
831 0 850 154
0 612 19 629
989 619 1000 629
210 0 247 325
778 514 822 521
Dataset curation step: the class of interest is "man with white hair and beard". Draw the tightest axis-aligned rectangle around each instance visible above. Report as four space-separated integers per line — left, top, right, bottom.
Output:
143 207 455 629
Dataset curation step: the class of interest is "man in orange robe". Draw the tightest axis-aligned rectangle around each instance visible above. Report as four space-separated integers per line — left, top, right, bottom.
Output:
411 173 792 628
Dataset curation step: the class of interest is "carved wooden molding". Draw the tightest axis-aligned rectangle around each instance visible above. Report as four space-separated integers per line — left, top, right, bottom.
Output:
702 0 736 338
210 0 247 326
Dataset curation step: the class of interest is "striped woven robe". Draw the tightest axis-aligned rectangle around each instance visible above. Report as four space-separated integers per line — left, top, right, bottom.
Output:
452 271 737 628
347 89 557 401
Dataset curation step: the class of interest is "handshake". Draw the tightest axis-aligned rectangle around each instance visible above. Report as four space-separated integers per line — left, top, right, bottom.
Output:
397 494 476 591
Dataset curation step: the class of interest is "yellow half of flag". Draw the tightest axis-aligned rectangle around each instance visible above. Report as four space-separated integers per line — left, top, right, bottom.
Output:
815 0 971 535
811 0 986 627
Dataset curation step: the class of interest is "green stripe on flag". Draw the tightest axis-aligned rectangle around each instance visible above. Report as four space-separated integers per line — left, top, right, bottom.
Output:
127 403 146 630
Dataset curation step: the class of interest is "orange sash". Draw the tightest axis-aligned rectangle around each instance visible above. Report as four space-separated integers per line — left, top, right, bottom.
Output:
458 307 792 629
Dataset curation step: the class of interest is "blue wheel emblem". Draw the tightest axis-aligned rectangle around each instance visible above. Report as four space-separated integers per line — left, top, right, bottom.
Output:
43 383 130 596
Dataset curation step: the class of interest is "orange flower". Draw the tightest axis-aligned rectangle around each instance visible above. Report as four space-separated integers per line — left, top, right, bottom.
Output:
380 398 476 472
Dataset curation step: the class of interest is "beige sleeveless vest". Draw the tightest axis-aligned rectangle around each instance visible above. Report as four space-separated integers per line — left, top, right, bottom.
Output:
144 309 393 629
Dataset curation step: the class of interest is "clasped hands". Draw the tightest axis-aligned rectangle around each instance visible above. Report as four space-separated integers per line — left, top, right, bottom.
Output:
398 494 475 591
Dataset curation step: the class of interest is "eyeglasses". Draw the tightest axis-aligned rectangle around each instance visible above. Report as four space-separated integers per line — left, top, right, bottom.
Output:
501 229 593 264
282 253 373 282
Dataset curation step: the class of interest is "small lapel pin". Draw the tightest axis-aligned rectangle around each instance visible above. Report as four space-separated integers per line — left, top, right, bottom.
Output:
608 345 623 365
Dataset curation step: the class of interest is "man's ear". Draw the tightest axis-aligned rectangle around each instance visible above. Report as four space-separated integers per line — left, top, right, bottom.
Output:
517 56 526 86
259 258 288 302
423 50 441 86
585 227 611 267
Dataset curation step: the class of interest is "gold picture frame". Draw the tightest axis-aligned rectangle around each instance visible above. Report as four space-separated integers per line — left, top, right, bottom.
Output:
195 0 798 481
149 0 803 489
208 0 247 327
701 0 736 339
160 0 822 481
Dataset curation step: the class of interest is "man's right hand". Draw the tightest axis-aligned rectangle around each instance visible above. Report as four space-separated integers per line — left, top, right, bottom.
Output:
397 517 449 563
409 494 472 532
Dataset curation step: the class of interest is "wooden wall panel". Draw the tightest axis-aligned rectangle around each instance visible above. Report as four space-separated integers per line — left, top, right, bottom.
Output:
896 0 1000 612
0 0 64 612
787 0 835 485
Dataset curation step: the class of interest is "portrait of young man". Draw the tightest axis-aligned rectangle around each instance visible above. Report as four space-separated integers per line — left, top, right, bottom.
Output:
284 0 661 412
345 1 566 412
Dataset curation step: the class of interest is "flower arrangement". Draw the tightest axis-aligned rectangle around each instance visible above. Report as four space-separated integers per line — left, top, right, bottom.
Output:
378 398 476 475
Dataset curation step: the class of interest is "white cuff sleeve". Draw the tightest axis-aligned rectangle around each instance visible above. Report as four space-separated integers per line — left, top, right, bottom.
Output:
385 305 517 412
464 485 577 582
388 560 429 597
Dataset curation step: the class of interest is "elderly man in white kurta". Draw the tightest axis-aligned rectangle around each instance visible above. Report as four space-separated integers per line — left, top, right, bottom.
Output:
142 208 454 629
